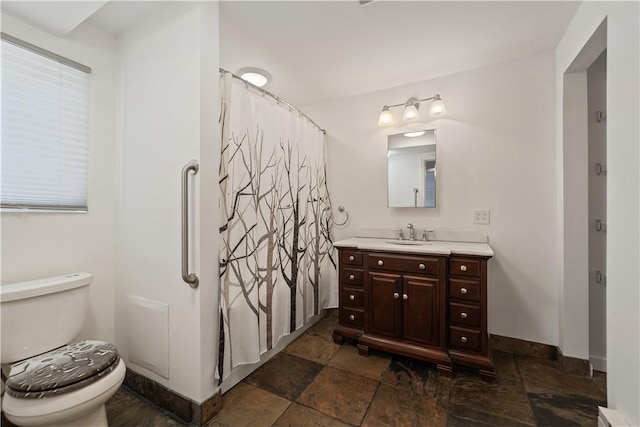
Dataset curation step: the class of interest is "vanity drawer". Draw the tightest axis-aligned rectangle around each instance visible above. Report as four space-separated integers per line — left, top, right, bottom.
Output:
449 258 481 278
341 268 363 287
341 286 364 307
449 278 481 302
449 326 481 352
341 250 363 266
449 302 481 327
367 253 439 275
340 307 364 327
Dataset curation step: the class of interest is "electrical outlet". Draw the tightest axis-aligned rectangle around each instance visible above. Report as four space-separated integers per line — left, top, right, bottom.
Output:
473 209 490 225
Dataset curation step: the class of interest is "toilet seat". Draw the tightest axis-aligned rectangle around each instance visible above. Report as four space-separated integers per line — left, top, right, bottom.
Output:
2 358 126 427
6 341 120 399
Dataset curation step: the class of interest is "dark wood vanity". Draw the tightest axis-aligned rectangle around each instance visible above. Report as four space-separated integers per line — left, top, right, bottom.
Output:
333 246 495 381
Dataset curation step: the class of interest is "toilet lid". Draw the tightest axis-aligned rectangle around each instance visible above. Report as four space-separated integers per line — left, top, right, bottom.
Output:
5 340 120 399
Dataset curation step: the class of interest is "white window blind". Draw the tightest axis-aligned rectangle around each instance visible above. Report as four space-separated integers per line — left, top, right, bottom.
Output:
1 34 91 211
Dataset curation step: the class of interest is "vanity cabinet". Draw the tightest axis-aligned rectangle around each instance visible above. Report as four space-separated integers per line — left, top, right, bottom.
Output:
447 255 495 381
333 247 495 381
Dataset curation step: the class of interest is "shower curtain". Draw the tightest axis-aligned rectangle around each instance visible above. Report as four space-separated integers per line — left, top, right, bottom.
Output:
217 73 338 383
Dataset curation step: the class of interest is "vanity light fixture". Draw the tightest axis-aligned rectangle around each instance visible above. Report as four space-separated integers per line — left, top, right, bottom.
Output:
377 94 447 126
237 67 271 87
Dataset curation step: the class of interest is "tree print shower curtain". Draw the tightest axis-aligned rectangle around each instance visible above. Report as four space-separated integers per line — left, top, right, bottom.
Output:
218 73 338 383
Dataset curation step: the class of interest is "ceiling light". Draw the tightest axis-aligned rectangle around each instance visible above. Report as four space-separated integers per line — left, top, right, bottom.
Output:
378 106 394 126
377 94 446 127
404 131 426 138
237 67 271 87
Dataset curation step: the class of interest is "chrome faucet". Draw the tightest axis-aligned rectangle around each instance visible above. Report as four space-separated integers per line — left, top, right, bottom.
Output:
407 223 415 241
393 228 404 240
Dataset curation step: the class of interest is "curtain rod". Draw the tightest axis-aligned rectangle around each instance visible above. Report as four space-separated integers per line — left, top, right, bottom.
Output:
219 68 326 134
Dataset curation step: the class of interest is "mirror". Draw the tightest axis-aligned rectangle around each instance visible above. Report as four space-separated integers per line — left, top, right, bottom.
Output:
387 129 436 208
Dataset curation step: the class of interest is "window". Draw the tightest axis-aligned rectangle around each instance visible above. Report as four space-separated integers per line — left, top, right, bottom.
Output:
1 33 91 212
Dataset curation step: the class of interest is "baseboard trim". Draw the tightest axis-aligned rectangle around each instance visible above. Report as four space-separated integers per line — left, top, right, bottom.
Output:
124 369 222 426
590 355 607 372
489 334 592 377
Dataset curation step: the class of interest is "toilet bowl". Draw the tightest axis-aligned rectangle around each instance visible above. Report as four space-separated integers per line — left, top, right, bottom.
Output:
1 273 125 427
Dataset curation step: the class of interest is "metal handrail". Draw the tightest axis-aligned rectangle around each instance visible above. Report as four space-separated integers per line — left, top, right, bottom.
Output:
181 160 199 288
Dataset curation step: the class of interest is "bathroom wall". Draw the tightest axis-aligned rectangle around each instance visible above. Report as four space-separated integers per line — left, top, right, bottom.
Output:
556 2 640 424
305 50 558 347
0 13 118 343
115 2 220 403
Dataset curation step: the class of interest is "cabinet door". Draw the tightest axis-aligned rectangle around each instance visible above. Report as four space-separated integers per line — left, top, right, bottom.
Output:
402 275 439 346
368 272 402 338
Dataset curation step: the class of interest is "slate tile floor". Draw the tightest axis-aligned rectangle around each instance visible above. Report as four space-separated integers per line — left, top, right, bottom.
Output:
106 312 606 426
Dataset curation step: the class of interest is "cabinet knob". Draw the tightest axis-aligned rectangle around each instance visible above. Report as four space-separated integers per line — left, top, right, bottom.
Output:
403 293 408 300
349 274 355 280
378 260 384 266
349 255 355 262
460 265 467 272
419 263 426 270
461 312 468 319
460 287 468 295
461 336 468 344
349 294 355 301
349 314 355 321
393 292 400 299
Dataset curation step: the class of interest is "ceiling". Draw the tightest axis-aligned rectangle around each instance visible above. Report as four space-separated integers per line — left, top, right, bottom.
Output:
2 1 580 108
220 1 580 107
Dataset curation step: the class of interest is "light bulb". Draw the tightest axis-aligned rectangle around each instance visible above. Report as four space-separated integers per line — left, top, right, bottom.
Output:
429 95 447 116
237 67 271 87
404 131 426 138
402 103 419 121
378 106 394 126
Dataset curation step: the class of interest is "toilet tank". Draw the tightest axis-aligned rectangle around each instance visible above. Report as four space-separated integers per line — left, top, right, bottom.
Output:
0 273 92 364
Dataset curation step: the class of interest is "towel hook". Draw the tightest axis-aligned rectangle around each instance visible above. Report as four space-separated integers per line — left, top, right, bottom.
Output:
334 205 349 226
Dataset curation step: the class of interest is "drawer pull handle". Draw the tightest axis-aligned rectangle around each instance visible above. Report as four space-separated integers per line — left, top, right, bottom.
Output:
393 292 400 299
461 336 468 344
460 287 468 295
378 260 384 266
419 263 426 270
349 294 355 301
460 265 467 272
349 274 355 280
402 293 408 300
461 312 468 319
349 314 355 321
349 255 355 262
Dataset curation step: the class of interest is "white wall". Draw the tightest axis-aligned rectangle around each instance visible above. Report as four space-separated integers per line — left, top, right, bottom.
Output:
115 2 219 403
0 13 118 343
556 2 640 424
305 51 559 347
587 51 607 371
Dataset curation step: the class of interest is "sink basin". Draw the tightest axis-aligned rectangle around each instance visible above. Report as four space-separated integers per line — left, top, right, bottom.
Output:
385 241 432 246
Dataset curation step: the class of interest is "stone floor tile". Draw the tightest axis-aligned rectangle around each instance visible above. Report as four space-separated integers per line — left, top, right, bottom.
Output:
516 355 606 401
492 350 522 383
380 355 446 396
283 333 341 364
273 403 350 427
244 352 324 401
593 370 607 397
449 369 536 426
307 315 339 341
328 344 391 381
527 392 605 427
207 382 290 427
106 387 184 427
447 403 535 427
296 366 378 425
361 382 448 427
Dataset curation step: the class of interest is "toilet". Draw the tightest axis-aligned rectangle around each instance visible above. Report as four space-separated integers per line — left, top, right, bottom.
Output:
1 273 125 427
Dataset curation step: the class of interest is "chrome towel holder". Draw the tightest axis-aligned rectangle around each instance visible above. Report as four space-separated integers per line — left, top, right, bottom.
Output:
334 205 349 226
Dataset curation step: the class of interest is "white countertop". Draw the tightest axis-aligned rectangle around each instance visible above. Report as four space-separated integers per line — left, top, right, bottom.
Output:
333 237 494 257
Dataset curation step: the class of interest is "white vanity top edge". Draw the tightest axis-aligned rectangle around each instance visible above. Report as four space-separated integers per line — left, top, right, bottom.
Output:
333 237 494 257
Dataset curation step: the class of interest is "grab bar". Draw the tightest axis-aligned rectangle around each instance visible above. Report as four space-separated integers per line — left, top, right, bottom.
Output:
182 160 199 288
